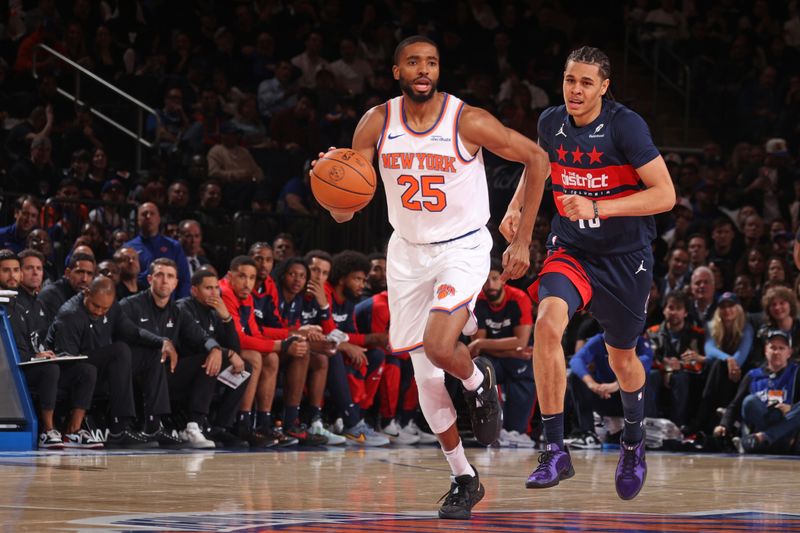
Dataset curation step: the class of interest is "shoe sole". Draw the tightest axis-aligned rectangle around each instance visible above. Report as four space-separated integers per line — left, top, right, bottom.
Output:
525 464 576 489
471 357 503 446
63 443 105 449
616 463 647 500
438 482 485 519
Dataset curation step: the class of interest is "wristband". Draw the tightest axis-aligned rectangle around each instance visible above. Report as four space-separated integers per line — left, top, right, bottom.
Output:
221 314 232 323
280 336 300 353
319 304 330 311
592 200 599 219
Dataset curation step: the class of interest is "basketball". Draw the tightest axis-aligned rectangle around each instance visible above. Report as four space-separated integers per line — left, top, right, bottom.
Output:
310 148 376 213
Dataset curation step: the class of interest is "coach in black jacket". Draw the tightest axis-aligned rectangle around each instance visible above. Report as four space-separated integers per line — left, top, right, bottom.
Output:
176 269 250 446
37 252 95 325
120 258 222 444
47 275 174 447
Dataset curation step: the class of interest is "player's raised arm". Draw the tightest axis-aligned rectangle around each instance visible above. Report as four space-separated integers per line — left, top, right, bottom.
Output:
459 106 550 280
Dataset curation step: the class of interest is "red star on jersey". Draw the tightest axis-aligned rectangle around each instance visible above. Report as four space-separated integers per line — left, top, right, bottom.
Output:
556 144 567 161
571 146 584 164
587 146 603 164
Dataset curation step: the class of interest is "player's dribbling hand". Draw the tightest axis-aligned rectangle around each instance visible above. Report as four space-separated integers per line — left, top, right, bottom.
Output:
559 194 595 221
499 208 520 243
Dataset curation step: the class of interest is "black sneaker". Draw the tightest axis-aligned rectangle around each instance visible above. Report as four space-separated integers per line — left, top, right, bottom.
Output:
206 426 249 448
238 429 280 448
145 427 184 448
437 465 485 519
463 356 502 446
107 428 154 449
286 423 328 446
259 422 299 447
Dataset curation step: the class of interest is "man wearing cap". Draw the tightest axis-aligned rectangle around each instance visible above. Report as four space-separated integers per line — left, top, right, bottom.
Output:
714 329 800 454
207 121 264 211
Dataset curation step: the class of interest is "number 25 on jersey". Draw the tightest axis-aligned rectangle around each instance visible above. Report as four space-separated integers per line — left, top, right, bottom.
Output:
398 174 447 212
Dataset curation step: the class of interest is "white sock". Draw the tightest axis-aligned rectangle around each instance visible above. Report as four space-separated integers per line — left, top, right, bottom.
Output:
461 363 484 392
443 440 475 477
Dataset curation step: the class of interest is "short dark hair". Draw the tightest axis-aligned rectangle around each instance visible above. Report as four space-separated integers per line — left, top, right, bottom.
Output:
191 268 217 286
367 252 386 262
330 250 370 286
489 256 503 274
664 291 689 310
688 233 709 247
711 217 735 231
15 195 42 212
273 257 310 290
148 257 177 275
248 242 272 255
229 255 257 272
394 35 439 65
18 249 45 265
273 232 294 244
67 252 96 269
565 46 611 80
0 249 20 265
304 249 332 265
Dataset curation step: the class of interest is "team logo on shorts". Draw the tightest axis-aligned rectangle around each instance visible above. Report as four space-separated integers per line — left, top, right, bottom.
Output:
328 165 345 181
436 284 456 300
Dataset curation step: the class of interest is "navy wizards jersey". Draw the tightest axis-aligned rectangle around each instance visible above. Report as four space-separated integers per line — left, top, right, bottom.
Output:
538 100 661 255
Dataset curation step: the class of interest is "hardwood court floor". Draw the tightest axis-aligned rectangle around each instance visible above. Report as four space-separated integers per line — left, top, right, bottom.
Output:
0 445 799 532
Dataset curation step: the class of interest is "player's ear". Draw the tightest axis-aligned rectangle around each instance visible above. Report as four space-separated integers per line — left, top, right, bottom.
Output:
600 78 610 96
392 65 400 81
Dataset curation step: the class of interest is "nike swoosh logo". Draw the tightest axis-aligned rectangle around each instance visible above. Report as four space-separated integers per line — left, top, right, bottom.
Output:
140 318 148 322
347 433 366 443
387 133 405 140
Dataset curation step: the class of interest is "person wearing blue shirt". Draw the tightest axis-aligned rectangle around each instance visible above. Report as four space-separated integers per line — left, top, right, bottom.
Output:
124 202 191 299
0 195 41 253
569 333 654 447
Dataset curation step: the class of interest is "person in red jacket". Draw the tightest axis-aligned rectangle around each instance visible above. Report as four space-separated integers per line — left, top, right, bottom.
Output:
220 255 311 446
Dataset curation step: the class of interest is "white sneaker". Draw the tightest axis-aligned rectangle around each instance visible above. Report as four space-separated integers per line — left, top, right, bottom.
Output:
497 429 536 448
382 419 420 445
403 419 438 444
179 422 215 449
344 419 390 446
309 419 347 445
39 429 64 449
63 429 104 449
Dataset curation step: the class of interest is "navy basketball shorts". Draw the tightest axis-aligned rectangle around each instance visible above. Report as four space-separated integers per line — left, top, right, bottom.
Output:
528 246 653 350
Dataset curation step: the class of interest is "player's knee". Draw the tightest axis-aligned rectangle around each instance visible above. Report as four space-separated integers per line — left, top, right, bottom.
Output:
534 314 566 346
415 373 455 434
241 350 262 372
263 351 279 372
421 336 452 367
608 350 640 375
311 352 328 371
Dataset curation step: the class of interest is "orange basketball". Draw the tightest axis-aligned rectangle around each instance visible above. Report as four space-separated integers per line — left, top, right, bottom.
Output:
310 148 376 213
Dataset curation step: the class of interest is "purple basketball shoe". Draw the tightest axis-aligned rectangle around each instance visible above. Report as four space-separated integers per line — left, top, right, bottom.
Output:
525 443 575 488
615 438 647 500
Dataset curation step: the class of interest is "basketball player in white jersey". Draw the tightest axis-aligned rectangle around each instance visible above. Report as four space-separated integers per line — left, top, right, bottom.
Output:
314 35 549 519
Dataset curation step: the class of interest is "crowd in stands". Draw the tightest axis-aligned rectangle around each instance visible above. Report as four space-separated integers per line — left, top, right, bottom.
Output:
0 1 799 454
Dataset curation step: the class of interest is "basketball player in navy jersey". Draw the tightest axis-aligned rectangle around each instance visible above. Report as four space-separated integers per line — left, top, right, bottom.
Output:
501 47 676 500
313 35 550 518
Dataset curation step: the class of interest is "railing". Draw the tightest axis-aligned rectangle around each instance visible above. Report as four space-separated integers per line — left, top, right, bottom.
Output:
31 44 160 173
622 24 692 144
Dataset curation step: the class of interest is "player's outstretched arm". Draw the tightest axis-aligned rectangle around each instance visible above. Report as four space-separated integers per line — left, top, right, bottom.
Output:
460 106 550 280
312 104 386 223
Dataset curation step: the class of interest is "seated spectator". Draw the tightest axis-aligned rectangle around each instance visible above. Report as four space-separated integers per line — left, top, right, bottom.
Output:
178 220 211 276
112 246 145 300
59 107 103 177
110 229 130 252
5 105 52 162
270 92 319 165
733 274 762 314
766 255 792 288
9 136 60 197
47 276 170 448
656 247 689 306
0 250 100 449
26 228 59 283
291 31 329 90
687 233 710 273
709 217 740 290
755 286 800 359
0 195 41 254
690 292 756 436
469 258 535 448
88 179 126 235
219 256 307 447
257 60 298 124
329 37 374 96
78 221 111 262
176 270 250 447
97 259 120 286
735 247 768 296
206 122 264 211
647 291 706 428
687 266 717 327
124 202 191 299
363 252 387 298
194 180 231 227
147 87 191 154
567 333 654 448
273 233 297 264
715 330 800 454
742 213 767 249
231 94 275 149
185 86 227 154
44 178 89 247
165 180 193 223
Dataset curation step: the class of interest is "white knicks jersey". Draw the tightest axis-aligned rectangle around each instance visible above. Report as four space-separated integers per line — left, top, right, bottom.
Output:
376 93 490 244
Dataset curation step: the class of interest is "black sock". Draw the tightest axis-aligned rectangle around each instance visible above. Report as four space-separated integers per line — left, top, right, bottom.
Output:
343 404 360 428
110 416 128 433
399 409 414 427
236 411 252 433
620 385 646 444
283 405 300 427
144 414 161 434
542 412 565 448
255 411 272 430
309 406 322 422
